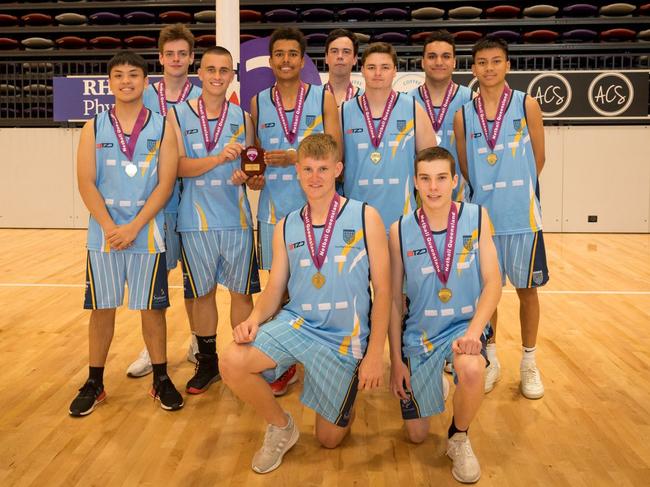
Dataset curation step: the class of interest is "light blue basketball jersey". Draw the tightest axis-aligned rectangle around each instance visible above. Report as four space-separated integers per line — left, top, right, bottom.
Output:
400 203 483 357
342 93 416 231
143 82 202 215
282 198 371 359
408 84 473 201
256 84 326 224
88 109 166 254
462 89 542 235
173 101 252 231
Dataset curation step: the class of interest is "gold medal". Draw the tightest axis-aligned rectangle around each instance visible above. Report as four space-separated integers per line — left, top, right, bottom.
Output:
370 151 381 164
487 153 498 165
312 271 326 289
438 287 452 303
125 163 138 178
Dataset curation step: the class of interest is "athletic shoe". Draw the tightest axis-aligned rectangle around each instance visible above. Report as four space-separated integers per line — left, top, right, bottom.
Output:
186 352 220 394
150 375 184 411
444 361 453 374
252 413 300 474
69 379 106 417
484 361 500 394
446 432 481 483
270 364 298 396
442 374 450 401
520 364 544 399
126 347 152 378
186 334 199 364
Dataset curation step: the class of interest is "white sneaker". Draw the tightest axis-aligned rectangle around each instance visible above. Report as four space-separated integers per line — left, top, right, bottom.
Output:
520 364 544 399
126 348 152 378
252 413 300 474
484 361 500 394
442 374 450 401
444 361 453 374
186 334 198 364
446 432 481 483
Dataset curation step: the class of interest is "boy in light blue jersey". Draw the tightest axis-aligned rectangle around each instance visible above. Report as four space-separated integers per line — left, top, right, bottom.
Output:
220 134 390 474
389 147 501 483
454 36 549 399
407 30 473 202
168 46 261 396
70 51 183 417
341 42 437 233
129 23 203 378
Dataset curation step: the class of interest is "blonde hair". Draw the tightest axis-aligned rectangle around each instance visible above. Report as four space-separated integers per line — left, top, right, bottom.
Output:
298 134 338 161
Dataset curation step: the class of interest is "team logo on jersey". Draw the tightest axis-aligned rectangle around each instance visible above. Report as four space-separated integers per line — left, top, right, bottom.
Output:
185 128 199 135
406 248 426 257
230 123 239 135
342 229 356 244
263 122 275 128
288 240 305 251
396 120 406 131
96 142 113 148
345 127 363 134
463 235 474 251
306 115 316 127
147 139 158 151
532 270 544 285
472 132 483 139
513 119 522 131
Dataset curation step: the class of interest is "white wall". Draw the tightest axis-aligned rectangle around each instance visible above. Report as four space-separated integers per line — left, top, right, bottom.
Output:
0 126 648 232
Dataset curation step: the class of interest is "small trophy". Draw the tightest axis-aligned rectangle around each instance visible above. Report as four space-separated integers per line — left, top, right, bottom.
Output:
241 146 266 176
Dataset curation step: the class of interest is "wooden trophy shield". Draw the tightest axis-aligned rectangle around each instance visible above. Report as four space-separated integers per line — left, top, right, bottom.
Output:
241 146 266 176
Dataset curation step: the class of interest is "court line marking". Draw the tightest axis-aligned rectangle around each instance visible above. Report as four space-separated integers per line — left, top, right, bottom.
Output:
0 283 649 295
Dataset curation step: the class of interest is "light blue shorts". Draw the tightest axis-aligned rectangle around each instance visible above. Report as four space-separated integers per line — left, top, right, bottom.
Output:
257 220 275 270
83 251 169 310
253 313 360 427
164 212 180 270
180 229 260 297
493 231 549 288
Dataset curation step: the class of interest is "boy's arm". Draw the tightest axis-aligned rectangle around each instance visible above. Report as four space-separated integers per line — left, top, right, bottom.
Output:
454 109 469 182
525 95 546 175
77 118 116 233
358 205 390 391
233 218 290 343
415 102 437 152
323 90 343 161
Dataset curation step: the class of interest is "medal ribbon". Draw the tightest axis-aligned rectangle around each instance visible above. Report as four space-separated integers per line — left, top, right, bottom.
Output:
325 81 355 102
417 204 458 288
420 82 456 133
304 194 341 271
359 90 397 149
273 82 305 145
475 85 512 150
158 79 192 116
197 96 229 153
109 106 147 162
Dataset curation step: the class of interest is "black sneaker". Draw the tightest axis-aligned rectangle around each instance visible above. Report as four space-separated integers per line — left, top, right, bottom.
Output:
186 353 220 394
69 379 106 417
150 375 184 411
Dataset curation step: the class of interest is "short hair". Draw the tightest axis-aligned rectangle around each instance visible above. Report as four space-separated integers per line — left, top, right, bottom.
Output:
158 23 195 52
298 133 338 162
202 45 233 60
422 30 456 56
361 42 397 67
472 36 509 62
108 51 148 77
269 27 306 57
325 28 359 56
414 146 456 177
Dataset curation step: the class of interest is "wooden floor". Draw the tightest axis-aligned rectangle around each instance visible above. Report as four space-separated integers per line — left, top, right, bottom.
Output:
0 229 649 487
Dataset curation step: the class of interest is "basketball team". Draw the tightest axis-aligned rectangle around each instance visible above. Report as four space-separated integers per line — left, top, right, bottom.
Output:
70 24 549 483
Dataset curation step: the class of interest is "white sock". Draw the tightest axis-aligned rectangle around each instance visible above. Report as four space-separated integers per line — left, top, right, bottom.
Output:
521 346 537 368
486 343 499 365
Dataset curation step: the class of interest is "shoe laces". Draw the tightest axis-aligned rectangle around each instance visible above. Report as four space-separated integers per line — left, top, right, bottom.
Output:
522 366 540 385
78 379 100 397
261 421 290 453
138 348 150 361
153 375 171 399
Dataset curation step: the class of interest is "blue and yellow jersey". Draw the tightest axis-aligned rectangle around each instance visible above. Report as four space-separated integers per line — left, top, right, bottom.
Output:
282 199 371 359
173 101 252 231
462 89 542 235
400 203 484 357
143 82 202 215
256 84 326 225
88 109 166 254
342 93 416 231
408 84 473 202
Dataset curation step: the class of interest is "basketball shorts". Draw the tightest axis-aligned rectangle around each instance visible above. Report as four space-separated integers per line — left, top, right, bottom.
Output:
164 212 180 270
257 220 275 270
493 230 549 288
